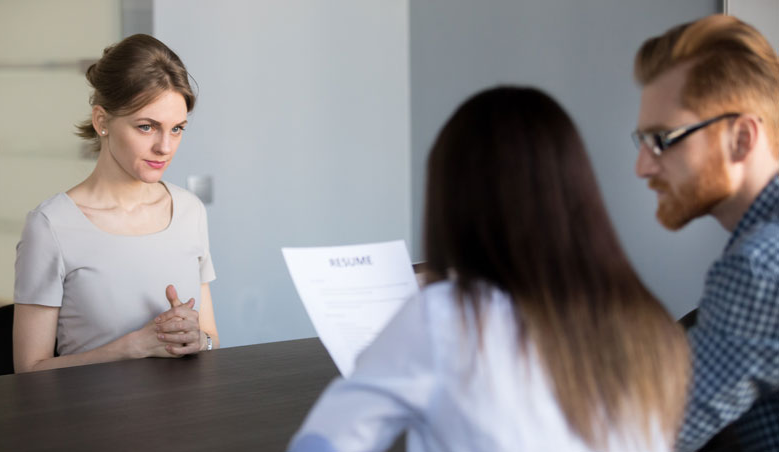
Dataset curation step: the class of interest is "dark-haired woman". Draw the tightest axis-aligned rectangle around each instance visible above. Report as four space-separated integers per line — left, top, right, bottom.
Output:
13 34 219 373
288 87 690 452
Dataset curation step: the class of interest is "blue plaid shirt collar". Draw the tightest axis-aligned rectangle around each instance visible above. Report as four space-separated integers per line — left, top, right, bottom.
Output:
726 174 779 251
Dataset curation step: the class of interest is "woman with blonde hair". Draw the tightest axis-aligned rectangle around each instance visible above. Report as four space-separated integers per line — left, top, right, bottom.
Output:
13 34 219 372
288 86 690 452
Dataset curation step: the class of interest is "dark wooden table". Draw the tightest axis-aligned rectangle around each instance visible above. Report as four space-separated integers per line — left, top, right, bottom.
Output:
0 338 404 451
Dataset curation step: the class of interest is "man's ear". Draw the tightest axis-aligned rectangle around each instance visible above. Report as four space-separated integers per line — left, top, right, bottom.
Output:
92 105 108 137
730 115 760 162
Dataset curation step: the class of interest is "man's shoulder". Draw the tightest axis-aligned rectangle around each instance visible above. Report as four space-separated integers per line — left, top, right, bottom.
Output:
701 218 779 338
722 218 779 278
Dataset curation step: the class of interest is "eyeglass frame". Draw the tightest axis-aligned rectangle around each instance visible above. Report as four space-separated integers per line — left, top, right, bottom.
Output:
631 112 741 156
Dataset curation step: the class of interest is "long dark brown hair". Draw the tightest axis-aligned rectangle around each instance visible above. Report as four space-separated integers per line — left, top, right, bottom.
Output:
423 86 689 448
76 34 196 151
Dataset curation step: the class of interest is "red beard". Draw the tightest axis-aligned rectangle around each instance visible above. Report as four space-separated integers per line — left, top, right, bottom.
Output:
649 152 730 230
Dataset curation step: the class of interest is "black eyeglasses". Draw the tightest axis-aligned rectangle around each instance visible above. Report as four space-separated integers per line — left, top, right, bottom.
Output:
631 113 740 156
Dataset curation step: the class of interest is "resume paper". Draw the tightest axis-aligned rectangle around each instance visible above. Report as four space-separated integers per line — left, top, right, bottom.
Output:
282 240 419 376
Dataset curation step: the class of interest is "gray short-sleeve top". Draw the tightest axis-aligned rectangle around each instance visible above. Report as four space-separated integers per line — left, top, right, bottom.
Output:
14 182 216 356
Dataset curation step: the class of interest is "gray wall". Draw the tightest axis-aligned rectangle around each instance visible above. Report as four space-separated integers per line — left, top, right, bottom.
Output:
154 0 411 347
151 0 726 348
409 0 725 318
726 0 779 50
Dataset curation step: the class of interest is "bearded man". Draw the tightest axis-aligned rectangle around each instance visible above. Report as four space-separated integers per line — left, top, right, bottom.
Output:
633 14 779 452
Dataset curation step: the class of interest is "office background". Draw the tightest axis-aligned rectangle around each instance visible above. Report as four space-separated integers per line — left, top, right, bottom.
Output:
3 0 765 348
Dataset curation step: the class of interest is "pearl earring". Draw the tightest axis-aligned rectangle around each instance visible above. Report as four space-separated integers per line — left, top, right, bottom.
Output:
101 130 106 135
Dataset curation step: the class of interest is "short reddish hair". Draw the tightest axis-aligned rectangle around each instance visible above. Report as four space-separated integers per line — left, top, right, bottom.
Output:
635 15 779 153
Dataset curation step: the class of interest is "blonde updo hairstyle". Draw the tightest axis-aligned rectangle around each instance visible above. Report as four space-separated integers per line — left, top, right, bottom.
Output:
76 34 196 152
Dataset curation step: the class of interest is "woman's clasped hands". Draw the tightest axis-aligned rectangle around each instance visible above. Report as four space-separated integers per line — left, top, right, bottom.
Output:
131 284 203 359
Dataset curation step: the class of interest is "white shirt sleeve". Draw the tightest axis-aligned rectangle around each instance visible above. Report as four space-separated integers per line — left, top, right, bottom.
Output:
288 294 439 452
14 209 65 307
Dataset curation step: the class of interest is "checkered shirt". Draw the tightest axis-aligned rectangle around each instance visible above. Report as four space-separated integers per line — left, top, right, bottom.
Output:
676 175 779 452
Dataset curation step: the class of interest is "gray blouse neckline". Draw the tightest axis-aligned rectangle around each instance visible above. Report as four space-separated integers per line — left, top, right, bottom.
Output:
58 181 177 238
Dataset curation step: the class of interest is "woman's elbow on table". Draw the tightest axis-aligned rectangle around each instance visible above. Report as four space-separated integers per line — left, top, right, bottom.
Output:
12 303 59 373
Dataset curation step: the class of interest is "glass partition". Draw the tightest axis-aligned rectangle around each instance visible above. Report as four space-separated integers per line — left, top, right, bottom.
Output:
0 0 122 303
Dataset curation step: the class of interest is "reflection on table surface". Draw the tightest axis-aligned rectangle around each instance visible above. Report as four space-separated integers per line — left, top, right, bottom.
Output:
0 338 393 451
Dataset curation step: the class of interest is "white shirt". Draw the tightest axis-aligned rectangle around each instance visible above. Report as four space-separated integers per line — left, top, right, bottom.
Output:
289 281 669 452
